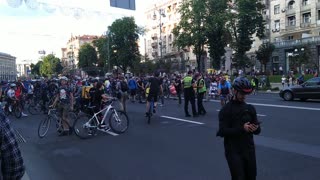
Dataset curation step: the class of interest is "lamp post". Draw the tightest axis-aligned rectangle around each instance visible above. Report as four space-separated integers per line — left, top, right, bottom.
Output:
153 7 166 59
293 47 305 74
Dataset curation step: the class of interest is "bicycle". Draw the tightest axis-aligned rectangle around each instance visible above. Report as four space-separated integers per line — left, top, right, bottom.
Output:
38 107 76 138
73 97 129 139
4 99 22 118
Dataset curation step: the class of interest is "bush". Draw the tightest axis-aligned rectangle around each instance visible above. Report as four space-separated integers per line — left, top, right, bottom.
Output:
272 87 280 91
265 74 314 83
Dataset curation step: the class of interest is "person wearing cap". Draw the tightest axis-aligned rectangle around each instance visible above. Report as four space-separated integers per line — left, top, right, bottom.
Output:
195 73 206 115
51 76 74 135
217 77 261 180
182 71 197 117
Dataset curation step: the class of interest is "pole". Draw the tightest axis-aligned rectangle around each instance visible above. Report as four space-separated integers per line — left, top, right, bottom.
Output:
159 9 163 59
107 32 111 73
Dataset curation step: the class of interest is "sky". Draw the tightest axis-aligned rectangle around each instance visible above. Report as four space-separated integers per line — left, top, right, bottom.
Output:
0 0 159 63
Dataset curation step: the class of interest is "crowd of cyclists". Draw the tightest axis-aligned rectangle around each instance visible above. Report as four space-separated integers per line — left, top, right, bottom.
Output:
0 70 255 134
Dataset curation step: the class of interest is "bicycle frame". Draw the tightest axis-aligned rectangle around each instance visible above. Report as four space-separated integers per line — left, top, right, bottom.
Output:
84 102 117 128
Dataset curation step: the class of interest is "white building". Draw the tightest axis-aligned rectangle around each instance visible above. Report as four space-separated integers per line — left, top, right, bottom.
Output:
16 60 32 78
0 52 17 81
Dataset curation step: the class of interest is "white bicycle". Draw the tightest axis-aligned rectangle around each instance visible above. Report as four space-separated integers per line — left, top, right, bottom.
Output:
73 98 129 139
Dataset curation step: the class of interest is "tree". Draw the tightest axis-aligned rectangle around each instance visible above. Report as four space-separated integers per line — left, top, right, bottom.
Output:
206 0 229 69
290 46 311 73
173 0 207 73
228 0 265 70
39 54 62 77
255 42 275 73
108 17 143 73
92 36 108 69
78 43 99 76
31 61 42 76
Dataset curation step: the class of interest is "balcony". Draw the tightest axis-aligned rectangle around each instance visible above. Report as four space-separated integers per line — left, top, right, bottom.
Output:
300 22 311 28
285 9 295 16
301 4 311 12
151 33 158 40
272 36 320 48
151 42 158 48
318 2 320 8
285 25 296 31
262 14 269 21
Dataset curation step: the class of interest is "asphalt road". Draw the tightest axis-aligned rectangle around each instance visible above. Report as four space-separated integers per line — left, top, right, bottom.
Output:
10 93 320 180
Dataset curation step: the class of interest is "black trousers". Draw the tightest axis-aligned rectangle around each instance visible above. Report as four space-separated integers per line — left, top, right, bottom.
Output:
225 151 257 180
184 90 196 116
177 91 182 105
197 92 206 114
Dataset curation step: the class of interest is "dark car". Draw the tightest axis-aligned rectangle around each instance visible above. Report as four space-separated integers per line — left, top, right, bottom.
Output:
279 77 320 101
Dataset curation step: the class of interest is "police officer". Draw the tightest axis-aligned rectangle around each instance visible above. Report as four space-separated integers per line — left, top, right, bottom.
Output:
217 77 261 180
183 71 197 117
195 73 206 115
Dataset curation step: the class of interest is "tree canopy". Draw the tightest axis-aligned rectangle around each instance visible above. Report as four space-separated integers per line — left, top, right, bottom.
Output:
39 54 63 77
108 16 143 73
255 42 275 72
78 43 99 76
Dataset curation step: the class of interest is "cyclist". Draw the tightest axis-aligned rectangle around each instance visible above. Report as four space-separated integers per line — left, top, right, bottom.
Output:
6 83 17 112
217 77 261 180
51 76 74 135
145 71 162 117
218 77 232 107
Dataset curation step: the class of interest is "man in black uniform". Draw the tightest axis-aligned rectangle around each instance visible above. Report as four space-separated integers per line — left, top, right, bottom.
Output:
145 71 162 116
217 77 261 180
182 70 197 117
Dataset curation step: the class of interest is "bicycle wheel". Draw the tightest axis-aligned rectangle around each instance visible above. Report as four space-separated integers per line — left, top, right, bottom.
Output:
74 114 97 139
28 104 41 115
38 116 51 138
14 105 22 118
109 110 129 134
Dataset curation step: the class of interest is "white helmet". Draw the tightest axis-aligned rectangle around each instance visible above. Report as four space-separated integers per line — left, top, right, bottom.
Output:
60 76 68 81
10 83 16 88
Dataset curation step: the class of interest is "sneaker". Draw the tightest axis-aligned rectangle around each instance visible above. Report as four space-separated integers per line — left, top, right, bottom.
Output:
8 106 12 112
153 108 156 113
22 112 28 117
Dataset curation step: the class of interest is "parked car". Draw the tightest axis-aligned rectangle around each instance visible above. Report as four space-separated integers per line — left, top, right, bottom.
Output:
279 77 320 101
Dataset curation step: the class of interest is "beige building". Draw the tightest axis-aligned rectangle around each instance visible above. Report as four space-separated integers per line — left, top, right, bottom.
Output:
268 0 320 74
0 52 17 81
61 35 99 69
16 61 32 78
144 0 208 72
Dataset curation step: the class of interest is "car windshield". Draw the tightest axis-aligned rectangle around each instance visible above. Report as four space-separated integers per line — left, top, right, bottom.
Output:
304 78 320 86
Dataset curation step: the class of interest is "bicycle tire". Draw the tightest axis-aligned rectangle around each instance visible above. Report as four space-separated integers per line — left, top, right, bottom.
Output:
14 105 22 118
28 105 41 115
38 117 51 138
109 110 129 134
74 114 97 139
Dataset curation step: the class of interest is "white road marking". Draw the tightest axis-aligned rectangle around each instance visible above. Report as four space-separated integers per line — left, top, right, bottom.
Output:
161 116 205 125
209 100 320 111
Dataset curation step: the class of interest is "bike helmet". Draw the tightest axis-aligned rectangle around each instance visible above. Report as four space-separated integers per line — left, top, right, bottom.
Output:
10 83 16 88
232 77 253 94
154 70 160 77
60 76 68 81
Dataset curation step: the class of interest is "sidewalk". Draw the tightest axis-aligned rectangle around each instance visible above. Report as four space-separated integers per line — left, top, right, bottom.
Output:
257 83 282 94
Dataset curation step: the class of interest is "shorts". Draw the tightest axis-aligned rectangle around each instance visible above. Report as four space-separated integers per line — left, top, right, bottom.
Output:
147 93 158 102
58 103 70 120
220 94 228 100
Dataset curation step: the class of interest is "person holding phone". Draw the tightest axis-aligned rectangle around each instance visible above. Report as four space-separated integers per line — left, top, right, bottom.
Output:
217 77 261 180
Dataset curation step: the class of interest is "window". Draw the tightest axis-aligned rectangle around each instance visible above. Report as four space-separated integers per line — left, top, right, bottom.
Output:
274 20 280 30
288 1 295 10
274 5 280 14
287 16 296 26
302 0 309 6
302 12 311 23
318 10 320 20
288 35 294 40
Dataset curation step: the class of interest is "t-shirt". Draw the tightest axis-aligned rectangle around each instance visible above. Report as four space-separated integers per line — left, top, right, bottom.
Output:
92 88 104 106
148 77 162 94
218 82 231 95
58 86 72 104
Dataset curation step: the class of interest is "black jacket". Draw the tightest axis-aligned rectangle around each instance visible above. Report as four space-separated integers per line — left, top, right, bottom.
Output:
217 100 261 153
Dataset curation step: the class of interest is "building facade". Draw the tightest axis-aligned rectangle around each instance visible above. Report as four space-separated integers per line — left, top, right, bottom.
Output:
16 61 32 78
61 35 99 70
144 0 210 73
0 52 17 81
268 0 320 74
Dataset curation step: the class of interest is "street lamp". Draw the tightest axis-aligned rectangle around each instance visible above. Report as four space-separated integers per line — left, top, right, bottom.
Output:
153 6 166 59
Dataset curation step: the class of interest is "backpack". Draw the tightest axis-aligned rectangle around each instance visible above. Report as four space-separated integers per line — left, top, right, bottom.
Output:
81 86 92 99
121 81 128 92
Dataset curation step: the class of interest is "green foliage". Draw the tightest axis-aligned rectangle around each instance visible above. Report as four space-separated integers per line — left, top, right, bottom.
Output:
39 54 62 77
173 0 207 72
289 46 311 73
255 43 275 72
108 17 142 73
92 37 108 68
30 61 42 75
228 0 265 70
206 0 229 69
78 43 99 76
